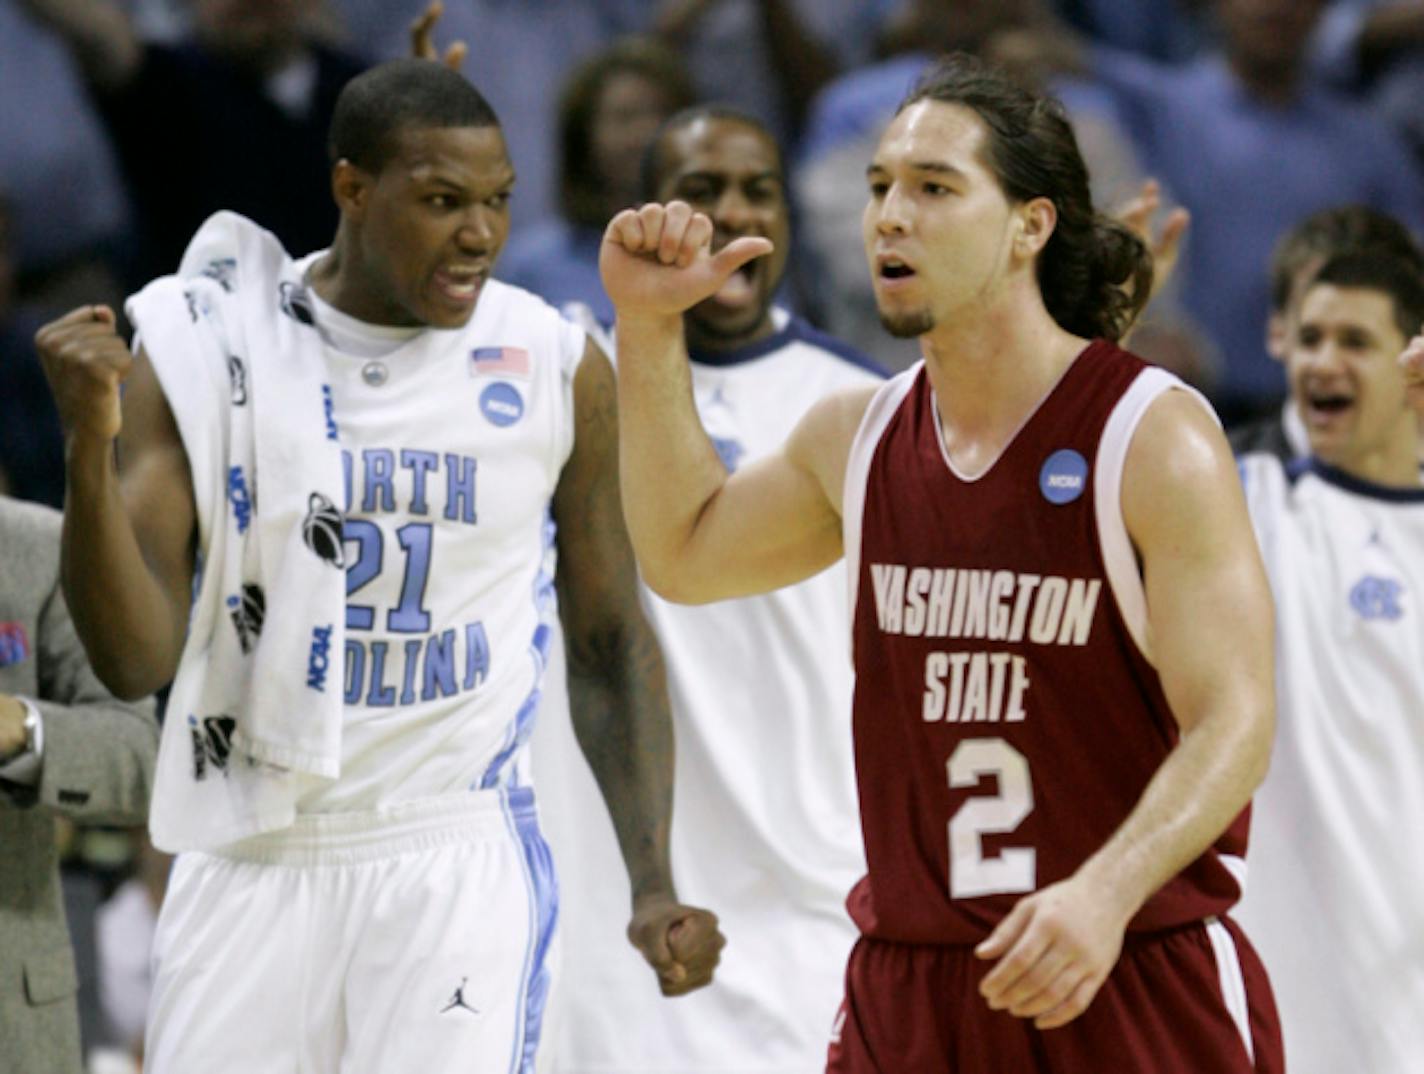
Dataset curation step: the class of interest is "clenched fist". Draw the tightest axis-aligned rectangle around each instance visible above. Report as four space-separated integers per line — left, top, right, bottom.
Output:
35 305 132 443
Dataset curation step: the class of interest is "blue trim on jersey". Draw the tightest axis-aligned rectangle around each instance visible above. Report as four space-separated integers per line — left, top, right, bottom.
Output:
687 313 888 378
478 512 559 790
1306 457 1424 503
502 785 559 1074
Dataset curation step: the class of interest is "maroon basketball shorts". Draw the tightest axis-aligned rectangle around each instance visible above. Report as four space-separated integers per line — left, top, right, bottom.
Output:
827 916 1282 1073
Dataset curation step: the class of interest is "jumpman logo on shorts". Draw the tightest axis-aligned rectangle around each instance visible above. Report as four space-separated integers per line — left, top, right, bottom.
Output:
440 977 479 1015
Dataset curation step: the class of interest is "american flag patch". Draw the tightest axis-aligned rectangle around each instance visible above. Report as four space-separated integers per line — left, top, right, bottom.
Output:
470 346 530 379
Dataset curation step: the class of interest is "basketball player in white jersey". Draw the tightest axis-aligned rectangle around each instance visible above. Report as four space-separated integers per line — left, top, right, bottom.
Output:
1235 248 1424 1074
34 59 721 1074
536 107 883 1073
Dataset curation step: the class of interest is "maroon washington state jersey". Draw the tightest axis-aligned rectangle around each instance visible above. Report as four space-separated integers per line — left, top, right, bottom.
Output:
840 341 1248 945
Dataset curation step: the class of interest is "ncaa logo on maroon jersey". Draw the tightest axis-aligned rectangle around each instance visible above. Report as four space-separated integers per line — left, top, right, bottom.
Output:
1039 449 1088 505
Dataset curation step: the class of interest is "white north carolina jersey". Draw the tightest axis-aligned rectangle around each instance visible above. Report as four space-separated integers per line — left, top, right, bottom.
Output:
1234 453 1424 1074
295 272 585 812
534 309 883 1072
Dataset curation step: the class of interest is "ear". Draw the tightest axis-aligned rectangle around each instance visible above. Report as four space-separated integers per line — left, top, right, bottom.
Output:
1266 311 1288 362
1014 196 1057 259
331 160 372 220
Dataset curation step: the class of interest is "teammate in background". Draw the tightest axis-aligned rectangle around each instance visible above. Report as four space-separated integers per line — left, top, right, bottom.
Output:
537 106 883 1073
602 53 1281 1071
35 59 720 1074
1229 205 1424 462
1236 250 1424 1074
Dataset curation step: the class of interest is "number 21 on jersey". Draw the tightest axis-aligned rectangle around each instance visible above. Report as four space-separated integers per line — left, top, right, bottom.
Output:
947 737 1036 898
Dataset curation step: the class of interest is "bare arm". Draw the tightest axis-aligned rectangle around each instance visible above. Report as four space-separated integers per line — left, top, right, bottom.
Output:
602 200 869 603
554 338 723 996
15 0 141 91
37 307 197 700
977 390 1275 1029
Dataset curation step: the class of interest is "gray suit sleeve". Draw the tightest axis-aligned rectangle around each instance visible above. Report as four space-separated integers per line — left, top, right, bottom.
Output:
32 572 159 825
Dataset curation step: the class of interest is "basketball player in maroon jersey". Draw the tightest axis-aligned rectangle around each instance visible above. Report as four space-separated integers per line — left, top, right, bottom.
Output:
600 53 1283 1073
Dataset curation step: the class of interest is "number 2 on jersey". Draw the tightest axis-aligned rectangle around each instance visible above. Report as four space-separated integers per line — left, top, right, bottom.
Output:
947 737 1036 898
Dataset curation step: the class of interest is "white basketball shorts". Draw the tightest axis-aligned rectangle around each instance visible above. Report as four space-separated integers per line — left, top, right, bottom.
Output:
144 787 558 1074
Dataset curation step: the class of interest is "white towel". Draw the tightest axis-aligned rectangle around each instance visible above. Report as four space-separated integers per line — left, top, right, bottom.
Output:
128 211 347 851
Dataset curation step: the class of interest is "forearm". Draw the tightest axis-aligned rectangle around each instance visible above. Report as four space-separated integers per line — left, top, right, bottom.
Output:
62 438 186 699
1075 709 1271 919
614 314 732 598
565 617 677 906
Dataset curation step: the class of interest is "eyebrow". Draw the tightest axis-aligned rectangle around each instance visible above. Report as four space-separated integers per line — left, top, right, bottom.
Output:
866 160 967 179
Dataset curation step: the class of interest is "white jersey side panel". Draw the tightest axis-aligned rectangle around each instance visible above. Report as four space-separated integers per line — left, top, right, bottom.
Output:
299 279 584 812
534 315 882 1072
1234 454 1424 1074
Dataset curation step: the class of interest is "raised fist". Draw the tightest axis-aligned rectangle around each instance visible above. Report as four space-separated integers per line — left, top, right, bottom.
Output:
35 305 133 443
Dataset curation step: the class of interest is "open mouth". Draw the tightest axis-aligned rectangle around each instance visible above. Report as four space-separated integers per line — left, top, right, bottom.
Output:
1303 389 1354 424
710 260 759 308
433 266 487 305
877 255 916 284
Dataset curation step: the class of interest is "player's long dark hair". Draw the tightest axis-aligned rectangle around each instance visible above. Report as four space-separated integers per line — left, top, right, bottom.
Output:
900 54 1152 342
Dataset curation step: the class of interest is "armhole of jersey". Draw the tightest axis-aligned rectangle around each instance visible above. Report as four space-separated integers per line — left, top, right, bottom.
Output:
555 316 588 479
842 363 921 655
1094 368 1218 666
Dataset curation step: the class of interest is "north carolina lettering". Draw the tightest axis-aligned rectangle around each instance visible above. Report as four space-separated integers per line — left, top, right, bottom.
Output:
343 620 491 707
341 448 477 524
869 565 1101 646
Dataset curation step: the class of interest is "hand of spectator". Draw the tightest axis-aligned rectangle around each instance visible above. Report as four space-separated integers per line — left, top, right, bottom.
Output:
0 695 27 760
974 871 1132 1030
1400 333 1424 415
13 0 142 90
1113 179 1190 304
34 305 132 444
626 894 725 996
410 1 468 72
600 201 772 322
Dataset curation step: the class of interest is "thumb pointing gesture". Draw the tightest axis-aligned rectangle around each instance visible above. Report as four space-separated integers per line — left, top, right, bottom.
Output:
600 201 774 320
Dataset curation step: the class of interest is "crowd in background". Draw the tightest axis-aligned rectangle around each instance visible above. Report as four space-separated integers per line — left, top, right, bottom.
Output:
2 0 1423 1067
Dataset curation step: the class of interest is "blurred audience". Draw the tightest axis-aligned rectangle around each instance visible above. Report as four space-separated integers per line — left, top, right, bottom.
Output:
499 36 697 323
17 0 368 283
328 0 649 228
1311 1 1424 164
96 831 172 1067
1078 0 1424 422
0 194 68 510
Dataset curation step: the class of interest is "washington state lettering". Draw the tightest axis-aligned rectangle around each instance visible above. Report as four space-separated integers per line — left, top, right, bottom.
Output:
868 565 1102 725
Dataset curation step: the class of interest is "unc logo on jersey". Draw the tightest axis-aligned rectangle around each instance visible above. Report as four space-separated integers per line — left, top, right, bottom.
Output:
480 382 525 427
302 492 346 567
1039 449 1089 505
188 714 237 781
710 435 746 473
320 384 339 441
226 584 266 653
1349 575 1404 621
278 281 315 326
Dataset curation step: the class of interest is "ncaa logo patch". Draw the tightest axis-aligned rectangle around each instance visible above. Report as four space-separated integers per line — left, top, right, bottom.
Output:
1039 449 1089 505
480 382 524 427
